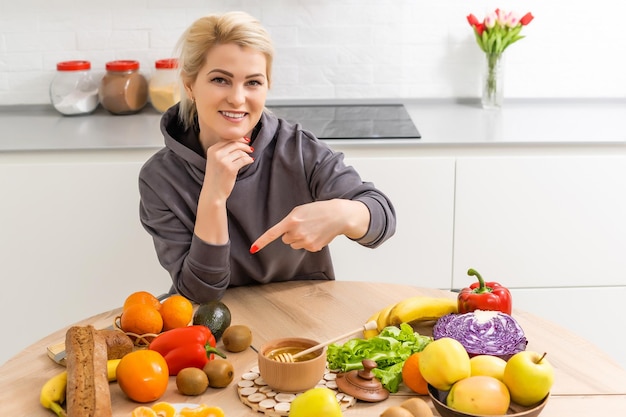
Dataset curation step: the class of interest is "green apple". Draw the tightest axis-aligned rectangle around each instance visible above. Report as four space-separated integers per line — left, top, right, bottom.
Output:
503 351 554 406
288 387 343 417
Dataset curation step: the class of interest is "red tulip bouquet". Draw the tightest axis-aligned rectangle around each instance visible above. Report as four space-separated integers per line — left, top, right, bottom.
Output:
467 9 534 108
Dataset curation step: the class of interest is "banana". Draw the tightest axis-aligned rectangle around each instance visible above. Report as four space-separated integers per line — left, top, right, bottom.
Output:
39 371 67 417
376 302 398 332
40 359 121 416
106 358 121 381
363 310 381 339
388 296 457 326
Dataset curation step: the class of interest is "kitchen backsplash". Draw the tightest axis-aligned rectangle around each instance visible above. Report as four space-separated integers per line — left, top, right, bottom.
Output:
0 0 624 105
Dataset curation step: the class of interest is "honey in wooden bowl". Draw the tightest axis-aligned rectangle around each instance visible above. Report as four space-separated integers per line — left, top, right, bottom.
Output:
266 346 320 362
258 337 327 392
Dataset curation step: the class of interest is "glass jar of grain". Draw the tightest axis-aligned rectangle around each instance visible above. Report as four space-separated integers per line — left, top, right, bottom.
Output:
149 58 180 113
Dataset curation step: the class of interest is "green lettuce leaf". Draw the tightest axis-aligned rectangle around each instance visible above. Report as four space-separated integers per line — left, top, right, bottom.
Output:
326 323 432 393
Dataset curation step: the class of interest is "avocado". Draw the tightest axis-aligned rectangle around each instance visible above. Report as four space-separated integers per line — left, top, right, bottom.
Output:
193 301 232 341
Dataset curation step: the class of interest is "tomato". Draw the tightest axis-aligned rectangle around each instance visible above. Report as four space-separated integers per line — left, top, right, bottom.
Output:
116 350 169 403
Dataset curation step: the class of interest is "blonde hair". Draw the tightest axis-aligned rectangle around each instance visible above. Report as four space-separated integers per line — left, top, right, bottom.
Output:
176 11 274 129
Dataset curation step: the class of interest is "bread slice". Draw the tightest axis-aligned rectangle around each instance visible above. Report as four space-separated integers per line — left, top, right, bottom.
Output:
100 329 133 360
65 325 113 417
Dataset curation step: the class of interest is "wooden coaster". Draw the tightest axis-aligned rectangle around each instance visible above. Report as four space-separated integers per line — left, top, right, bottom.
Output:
237 364 356 416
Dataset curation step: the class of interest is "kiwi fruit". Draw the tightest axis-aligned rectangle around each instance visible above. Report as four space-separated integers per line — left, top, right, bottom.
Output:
203 358 234 388
380 406 414 417
176 367 209 395
222 325 253 352
401 397 433 417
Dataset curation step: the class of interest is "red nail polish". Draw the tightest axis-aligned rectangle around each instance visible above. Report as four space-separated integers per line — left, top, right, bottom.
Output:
249 146 254 152
250 244 259 254
244 137 251 142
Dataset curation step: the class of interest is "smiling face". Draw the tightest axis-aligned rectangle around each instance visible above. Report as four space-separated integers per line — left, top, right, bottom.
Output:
186 43 269 150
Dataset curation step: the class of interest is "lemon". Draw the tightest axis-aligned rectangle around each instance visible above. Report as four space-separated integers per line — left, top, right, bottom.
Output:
470 354 507 381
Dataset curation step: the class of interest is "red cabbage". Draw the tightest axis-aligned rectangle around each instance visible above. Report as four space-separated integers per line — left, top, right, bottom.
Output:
433 310 527 360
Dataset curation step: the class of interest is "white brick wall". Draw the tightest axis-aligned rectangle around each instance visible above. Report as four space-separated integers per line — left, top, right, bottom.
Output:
0 0 624 105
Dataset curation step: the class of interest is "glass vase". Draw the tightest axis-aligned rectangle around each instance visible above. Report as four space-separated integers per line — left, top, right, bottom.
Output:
482 53 504 110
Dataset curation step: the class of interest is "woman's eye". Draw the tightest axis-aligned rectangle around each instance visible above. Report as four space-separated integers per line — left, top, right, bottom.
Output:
247 79 263 87
211 77 229 85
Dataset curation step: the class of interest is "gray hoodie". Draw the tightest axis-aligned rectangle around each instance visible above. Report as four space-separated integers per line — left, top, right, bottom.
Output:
139 105 396 302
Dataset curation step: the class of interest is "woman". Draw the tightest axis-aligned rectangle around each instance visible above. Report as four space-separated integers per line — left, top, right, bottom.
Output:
139 11 396 303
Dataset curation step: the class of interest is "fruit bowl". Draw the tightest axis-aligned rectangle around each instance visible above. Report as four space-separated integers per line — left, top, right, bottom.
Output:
114 315 159 346
257 337 327 393
427 384 549 417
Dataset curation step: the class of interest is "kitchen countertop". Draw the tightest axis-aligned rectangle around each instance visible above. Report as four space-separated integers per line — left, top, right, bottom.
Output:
1 98 625 153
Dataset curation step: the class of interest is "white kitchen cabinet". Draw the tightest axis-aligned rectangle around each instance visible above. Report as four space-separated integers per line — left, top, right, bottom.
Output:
330 156 455 290
0 155 170 364
511 287 626 370
453 155 626 288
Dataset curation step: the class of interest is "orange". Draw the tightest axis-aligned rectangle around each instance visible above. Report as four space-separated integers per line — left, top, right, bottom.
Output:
178 404 225 417
151 402 177 417
120 303 163 336
402 352 429 395
117 350 169 403
160 294 194 331
131 406 158 417
124 291 162 312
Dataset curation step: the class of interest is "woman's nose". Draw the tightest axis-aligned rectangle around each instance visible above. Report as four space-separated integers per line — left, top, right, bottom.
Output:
227 84 245 106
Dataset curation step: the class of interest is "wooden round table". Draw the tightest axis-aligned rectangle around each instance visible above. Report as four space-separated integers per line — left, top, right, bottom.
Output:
1 280 625 416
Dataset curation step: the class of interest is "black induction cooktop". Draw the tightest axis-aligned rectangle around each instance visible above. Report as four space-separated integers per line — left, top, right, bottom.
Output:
266 104 421 140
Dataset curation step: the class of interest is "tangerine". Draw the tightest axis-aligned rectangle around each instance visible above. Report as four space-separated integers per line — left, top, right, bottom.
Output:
120 303 163 336
131 406 158 417
151 402 177 417
402 352 429 395
178 404 225 417
123 291 161 312
160 294 194 331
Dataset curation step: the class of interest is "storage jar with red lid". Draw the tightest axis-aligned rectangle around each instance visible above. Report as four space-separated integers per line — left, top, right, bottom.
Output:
50 60 99 116
149 58 181 113
99 60 148 115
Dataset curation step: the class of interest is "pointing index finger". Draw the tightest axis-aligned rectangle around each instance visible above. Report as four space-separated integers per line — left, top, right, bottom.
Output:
249 222 286 254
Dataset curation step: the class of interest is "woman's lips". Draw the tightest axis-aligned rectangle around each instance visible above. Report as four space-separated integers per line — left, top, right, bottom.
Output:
220 110 247 121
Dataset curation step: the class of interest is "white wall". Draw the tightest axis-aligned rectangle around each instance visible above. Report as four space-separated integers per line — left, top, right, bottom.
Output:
0 0 624 105
2 0 625 366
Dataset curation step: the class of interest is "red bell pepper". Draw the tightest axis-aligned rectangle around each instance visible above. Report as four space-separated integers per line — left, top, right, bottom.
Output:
148 325 226 375
458 268 512 315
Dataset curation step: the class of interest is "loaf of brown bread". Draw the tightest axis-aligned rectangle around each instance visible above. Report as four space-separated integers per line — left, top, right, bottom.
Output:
99 329 134 359
65 325 113 417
